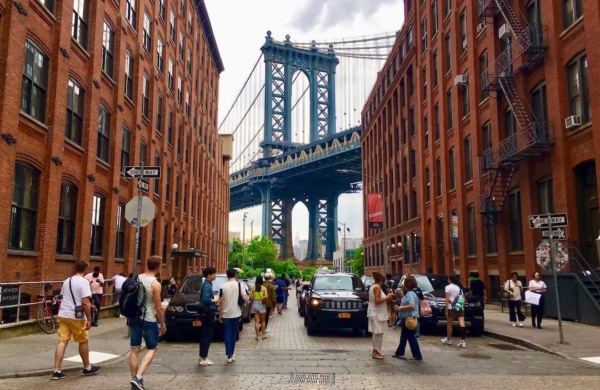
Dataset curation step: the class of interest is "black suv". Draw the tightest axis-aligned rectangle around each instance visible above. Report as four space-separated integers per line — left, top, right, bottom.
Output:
164 273 250 341
400 274 484 336
303 270 369 336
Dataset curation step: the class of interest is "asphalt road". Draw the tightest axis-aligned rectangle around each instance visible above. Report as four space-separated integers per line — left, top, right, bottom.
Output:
1 297 599 389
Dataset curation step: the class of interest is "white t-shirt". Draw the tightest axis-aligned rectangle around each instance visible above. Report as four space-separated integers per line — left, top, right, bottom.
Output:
113 274 127 290
219 280 246 319
505 280 523 301
85 272 104 294
59 275 92 320
528 280 547 291
445 283 462 310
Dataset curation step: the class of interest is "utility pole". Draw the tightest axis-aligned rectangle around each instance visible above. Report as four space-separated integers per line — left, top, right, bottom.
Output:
242 212 248 266
250 220 254 242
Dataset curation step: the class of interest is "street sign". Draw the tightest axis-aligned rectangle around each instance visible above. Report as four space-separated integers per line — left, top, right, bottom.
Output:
138 179 149 193
124 166 161 179
528 213 568 229
124 196 155 227
540 226 567 240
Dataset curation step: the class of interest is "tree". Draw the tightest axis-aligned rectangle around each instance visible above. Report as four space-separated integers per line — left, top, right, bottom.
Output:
349 244 364 277
301 267 317 281
228 238 243 269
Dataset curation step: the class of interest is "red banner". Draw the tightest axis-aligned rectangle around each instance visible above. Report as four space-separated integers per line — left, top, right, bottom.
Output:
368 193 383 229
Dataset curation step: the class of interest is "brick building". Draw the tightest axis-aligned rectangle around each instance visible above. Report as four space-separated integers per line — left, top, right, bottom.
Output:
361 0 598 297
0 0 231 296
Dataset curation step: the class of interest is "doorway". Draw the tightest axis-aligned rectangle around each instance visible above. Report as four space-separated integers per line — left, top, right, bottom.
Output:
435 215 446 274
575 161 600 269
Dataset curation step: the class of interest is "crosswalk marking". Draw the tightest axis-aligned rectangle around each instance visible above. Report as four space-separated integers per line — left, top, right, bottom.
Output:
65 351 119 364
580 356 600 365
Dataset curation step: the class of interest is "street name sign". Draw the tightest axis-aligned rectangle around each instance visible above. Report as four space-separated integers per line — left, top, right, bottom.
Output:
138 179 149 193
528 213 568 229
124 166 161 179
540 226 567 240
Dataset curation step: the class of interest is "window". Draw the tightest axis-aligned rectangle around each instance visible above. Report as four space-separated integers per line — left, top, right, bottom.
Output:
102 20 115 77
90 194 105 256
461 76 469 116
159 0 166 21
445 32 451 72
436 158 442 196
187 48 192 74
180 0 185 15
140 141 147 166
449 147 455 190
156 36 164 73
410 148 416 178
188 11 193 34
121 126 131 174
422 67 427 101
407 26 413 51
143 12 152 52
167 110 173 145
177 76 183 105
504 109 516 139
403 195 409 223
183 183 188 213
432 0 438 35
179 31 184 59
509 189 524 251
479 51 489 100
115 203 126 258
433 50 439 87
37 0 53 11
169 9 176 41
421 17 427 53
424 115 429 148
154 154 160 194
447 88 453 129
434 103 440 140
21 40 49 122
124 51 134 100
166 165 171 202
409 107 415 136
567 53 590 122
411 189 418 218
9 162 40 251
126 0 137 29
168 58 174 91
408 66 414 97
156 94 163 134
486 219 497 254
425 166 431 201
563 0 583 29
444 0 451 17
460 9 467 52
177 125 182 155
65 79 85 145
402 156 408 183
72 0 89 49
482 121 492 167
57 181 77 254
142 75 150 118
464 136 472 182
97 106 110 162
531 82 548 124
467 204 476 255
175 175 180 208
537 177 554 213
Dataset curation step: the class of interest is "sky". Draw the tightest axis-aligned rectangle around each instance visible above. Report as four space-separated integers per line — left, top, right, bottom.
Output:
204 0 405 241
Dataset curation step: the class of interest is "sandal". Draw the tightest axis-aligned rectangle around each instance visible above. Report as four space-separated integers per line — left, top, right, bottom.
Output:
262 334 268 339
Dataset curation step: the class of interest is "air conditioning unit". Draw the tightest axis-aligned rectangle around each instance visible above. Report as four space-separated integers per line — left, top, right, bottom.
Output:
454 74 468 86
565 115 582 129
498 24 511 40
477 23 485 34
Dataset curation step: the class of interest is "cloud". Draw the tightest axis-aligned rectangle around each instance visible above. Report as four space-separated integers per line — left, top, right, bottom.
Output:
293 0 399 32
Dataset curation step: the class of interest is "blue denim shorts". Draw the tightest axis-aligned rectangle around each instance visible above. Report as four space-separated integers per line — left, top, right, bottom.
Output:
130 320 159 350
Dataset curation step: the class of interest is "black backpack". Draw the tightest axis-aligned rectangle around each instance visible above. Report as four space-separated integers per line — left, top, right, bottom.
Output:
119 276 147 323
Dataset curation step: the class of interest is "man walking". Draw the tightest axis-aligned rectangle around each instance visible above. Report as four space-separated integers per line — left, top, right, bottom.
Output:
274 274 286 314
129 255 167 390
198 267 219 366
112 272 127 317
53 260 100 380
219 268 248 363
263 273 276 330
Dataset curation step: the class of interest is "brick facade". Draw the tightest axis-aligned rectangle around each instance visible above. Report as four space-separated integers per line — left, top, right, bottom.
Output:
361 0 600 297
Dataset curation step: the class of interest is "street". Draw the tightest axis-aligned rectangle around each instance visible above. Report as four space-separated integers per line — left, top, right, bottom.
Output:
1 296 599 389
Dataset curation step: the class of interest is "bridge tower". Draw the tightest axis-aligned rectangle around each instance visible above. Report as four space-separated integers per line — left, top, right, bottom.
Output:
259 31 341 260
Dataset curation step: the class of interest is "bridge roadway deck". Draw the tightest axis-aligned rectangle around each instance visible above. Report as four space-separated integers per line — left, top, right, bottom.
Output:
0 300 599 389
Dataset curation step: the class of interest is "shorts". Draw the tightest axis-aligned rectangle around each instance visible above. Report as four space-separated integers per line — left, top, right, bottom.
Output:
276 296 284 304
447 309 465 319
57 317 88 343
130 320 160 350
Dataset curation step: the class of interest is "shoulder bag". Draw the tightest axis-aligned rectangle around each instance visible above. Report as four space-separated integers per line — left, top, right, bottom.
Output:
69 277 85 319
196 281 210 315
237 282 245 307
404 291 418 330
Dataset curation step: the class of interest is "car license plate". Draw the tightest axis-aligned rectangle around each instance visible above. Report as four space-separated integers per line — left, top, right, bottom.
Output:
192 320 202 327
338 313 351 319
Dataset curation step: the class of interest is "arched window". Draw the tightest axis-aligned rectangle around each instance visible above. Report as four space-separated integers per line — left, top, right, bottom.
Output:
10 162 40 251
57 181 78 254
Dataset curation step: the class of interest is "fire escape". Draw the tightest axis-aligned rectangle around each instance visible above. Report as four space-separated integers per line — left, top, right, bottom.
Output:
478 0 552 222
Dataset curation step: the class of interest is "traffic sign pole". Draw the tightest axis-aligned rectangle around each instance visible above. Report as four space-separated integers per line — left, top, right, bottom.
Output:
548 213 564 344
133 162 144 279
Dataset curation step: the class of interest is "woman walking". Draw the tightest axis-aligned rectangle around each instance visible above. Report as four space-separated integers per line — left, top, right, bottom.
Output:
250 276 269 340
504 272 526 327
393 275 422 360
367 271 393 359
441 275 467 348
528 272 547 329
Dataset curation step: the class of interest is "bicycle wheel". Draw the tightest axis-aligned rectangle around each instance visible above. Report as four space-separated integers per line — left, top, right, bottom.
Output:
36 306 56 334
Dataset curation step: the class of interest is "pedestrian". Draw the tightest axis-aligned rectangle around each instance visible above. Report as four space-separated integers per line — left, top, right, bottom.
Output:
168 276 179 297
367 271 393 359
393 275 422 360
384 273 396 328
281 273 291 309
441 275 467 348
528 271 547 329
263 273 276 330
52 260 100 380
128 255 167 390
112 273 127 317
504 272 526 327
198 267 219 366
84 266 104 326
218 268 248 363
250 275 268 340
274 274 286 314
469 271 486 309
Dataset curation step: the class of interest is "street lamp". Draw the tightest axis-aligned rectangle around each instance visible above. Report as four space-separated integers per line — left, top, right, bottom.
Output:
325 217 350 272
242 212 248 266
338 169 389 275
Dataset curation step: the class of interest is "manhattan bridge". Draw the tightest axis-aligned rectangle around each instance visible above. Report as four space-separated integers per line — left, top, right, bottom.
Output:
219 31 396 260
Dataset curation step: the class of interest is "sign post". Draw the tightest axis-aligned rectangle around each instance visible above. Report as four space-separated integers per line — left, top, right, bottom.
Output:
547 214 564 344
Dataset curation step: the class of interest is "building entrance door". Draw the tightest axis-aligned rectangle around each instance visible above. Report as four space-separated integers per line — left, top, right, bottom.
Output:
436 216 446 274
575 161 600 269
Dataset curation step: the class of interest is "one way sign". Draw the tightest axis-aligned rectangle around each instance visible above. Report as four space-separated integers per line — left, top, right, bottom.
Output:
124 166 161 179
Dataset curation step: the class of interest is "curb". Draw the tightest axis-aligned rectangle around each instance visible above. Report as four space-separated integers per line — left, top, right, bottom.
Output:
483 330 573 361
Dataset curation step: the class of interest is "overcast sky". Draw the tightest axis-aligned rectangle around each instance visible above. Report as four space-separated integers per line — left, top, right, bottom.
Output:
204 0 405 241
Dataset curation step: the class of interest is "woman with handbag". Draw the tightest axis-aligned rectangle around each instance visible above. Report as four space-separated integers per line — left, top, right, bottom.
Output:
504 272 526 327
250 276 269 340
367 272 394 359
528 272 547 329
392 275 422 360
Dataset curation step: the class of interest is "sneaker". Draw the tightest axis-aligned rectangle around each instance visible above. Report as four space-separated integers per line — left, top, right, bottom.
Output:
227 356 234 363
82 365 101 376
512 322 516 327
457 341 467 348
518 323 523 328
52 371 65 380
441 337 452 345
198 358 213 366
231 354 236 361
130 376 144 390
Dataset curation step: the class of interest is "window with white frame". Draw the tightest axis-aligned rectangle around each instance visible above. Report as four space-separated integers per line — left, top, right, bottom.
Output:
126 0 137 30
72 0 89 49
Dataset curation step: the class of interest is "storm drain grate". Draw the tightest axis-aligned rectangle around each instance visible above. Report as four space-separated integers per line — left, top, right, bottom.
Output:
290 373 335 385
488 343 525 351
459 353 493 360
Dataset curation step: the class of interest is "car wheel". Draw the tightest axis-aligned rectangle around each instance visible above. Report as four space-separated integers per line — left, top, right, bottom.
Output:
470 321 484 336
306 315 317 335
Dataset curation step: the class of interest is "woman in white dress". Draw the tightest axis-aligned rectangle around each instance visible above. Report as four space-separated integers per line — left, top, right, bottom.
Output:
367 271 393 359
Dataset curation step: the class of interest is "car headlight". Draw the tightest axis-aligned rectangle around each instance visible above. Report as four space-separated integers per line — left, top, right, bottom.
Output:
310 298 321 307
167 305 184 312
427 299 437 307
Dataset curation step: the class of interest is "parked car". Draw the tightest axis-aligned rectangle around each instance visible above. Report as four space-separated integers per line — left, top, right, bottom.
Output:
296 282 310 317
399 274 484 336
361 275 374 289
304 270 369 336
164 273 251 341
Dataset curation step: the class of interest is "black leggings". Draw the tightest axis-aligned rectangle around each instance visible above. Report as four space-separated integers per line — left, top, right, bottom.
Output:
530 295 545 326
508 300 526 322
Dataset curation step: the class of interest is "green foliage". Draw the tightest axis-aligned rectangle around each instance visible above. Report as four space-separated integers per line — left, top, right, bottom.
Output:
349 244 364 277
302 267 317 281
227 236 301 278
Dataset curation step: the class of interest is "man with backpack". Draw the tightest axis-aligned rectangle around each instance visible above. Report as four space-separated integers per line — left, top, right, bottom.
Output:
274 275 286 314
125 255 166 390
198 267 219 366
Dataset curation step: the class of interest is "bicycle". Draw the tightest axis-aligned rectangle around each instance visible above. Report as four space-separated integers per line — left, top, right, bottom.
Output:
36 293 61 334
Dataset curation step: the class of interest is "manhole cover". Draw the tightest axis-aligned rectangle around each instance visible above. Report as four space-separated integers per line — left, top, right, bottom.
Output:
459 353 493 359
320 349 350 353
290 373 335 385
489 343 525 351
